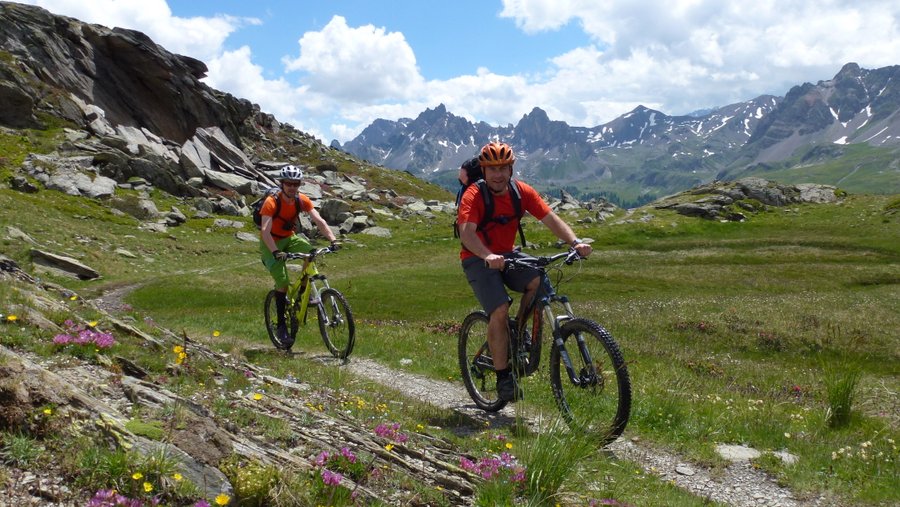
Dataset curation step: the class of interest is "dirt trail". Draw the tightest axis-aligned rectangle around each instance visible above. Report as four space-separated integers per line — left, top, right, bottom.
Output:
343 358 831 507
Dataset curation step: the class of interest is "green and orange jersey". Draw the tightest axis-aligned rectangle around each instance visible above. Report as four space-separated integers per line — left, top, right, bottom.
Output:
260 191 313 240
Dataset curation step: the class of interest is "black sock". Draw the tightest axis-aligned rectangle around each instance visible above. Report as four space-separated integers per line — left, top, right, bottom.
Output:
496 367 511 379
275 292 287 326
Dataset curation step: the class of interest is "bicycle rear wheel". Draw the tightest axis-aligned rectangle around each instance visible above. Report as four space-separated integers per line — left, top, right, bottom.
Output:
458 311 508 411
317 288 355 359
550 318 631 446
264 290 298 350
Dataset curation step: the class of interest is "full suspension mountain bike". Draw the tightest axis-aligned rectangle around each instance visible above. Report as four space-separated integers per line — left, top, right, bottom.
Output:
264 246 355 359
458 249 631 445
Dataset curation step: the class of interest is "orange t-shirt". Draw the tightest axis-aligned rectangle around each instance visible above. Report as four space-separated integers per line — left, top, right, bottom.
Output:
457 181 550 260
261 192 313 239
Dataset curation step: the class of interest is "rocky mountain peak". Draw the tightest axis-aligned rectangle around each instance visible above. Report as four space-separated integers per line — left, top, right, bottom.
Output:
340 63 900 203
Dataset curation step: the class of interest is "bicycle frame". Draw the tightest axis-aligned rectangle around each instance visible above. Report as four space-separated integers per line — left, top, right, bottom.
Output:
284 250 338 324
510 253 600 386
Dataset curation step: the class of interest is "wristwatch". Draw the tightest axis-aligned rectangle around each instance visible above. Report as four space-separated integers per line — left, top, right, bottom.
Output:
570 238 581 247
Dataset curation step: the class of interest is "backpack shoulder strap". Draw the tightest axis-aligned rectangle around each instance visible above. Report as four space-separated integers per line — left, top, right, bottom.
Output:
509 180 523 218
476 179 492 232
509 180 527 246
271 192 282 220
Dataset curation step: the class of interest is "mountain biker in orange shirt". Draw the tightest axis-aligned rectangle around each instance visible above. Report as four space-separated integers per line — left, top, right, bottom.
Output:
457 142 592 401
260 165 339 348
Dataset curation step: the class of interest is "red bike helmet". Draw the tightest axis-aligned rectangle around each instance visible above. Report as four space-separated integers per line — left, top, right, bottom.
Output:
478 142 516 167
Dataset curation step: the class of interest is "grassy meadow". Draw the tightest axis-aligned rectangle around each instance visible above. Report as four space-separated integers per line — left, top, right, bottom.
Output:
1 184 898 506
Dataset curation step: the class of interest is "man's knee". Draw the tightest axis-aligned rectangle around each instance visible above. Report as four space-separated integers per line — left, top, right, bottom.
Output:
489 302 510 321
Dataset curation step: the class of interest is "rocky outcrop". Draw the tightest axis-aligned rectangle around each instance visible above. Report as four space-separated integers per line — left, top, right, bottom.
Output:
0 2 253 144
30 249 100 280
654 178 842 221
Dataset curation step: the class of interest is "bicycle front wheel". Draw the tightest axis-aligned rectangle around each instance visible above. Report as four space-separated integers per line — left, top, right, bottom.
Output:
550 318 631 446
458 311 508 412
264 290 298 350
317 288 355 359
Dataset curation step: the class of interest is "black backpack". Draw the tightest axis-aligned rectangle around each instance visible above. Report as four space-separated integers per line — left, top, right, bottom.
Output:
250 187 301 230
455 157 484 206
455 178 527 247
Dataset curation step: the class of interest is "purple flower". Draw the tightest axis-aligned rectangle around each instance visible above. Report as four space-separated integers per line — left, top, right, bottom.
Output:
53 334 71 345
459 454 527 482
340 447 357 463
322 469 343 486
510 467 526 483
460 456 477 472
313 451 329 467
92 332 116 348
374 422 408 443
193 501 211 507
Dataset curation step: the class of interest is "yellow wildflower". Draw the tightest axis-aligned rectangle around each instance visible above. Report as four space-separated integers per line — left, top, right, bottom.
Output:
173 473 183 481
43 408 52 415
215 493 230 505
132 472 143 480
88 321 98 327
505 442 513 450
143 482 153 492
385 443 394 452
6 315 17 322
253 393 263 401
173 345 184 354
213 330 221 337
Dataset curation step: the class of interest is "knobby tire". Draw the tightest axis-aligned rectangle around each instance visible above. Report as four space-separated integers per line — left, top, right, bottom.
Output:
317 288 355 359
458 311 508 411
264 290 299 350
549 318 631 446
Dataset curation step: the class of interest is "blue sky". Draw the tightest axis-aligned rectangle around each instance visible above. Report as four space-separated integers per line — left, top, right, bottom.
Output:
18 1 900 144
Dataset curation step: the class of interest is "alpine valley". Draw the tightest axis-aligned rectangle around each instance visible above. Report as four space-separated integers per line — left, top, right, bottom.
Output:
336 63 900 207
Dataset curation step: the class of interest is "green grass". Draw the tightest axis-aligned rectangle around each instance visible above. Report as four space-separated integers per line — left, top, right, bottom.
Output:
1 183 898 506
749 143 900 195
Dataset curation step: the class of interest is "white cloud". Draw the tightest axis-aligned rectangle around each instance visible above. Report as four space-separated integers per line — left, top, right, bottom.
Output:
282 15 424 103
206 47 299 118
21 0 252 61
490 0 900 128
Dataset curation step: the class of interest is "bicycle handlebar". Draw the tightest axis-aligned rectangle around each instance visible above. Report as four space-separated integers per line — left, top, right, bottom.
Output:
284 246 337 261
503 248 583 271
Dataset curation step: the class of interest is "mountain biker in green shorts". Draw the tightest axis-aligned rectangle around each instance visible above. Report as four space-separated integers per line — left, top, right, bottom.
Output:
260 165 339 347
457 142 592 401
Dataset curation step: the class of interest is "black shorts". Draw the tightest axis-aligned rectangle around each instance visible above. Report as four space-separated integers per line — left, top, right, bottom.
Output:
462 251 540 315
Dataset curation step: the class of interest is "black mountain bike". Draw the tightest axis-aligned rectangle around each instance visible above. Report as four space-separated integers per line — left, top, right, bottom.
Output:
458 249 631 445
263 247 355 359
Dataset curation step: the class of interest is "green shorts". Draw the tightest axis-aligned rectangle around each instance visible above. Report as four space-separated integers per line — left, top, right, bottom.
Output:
260 235 312 289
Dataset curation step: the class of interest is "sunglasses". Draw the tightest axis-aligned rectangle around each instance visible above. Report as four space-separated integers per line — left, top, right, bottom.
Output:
282 180 301 187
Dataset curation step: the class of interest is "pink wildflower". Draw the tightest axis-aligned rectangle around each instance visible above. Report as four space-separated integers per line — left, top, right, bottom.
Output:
322 469 343 486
